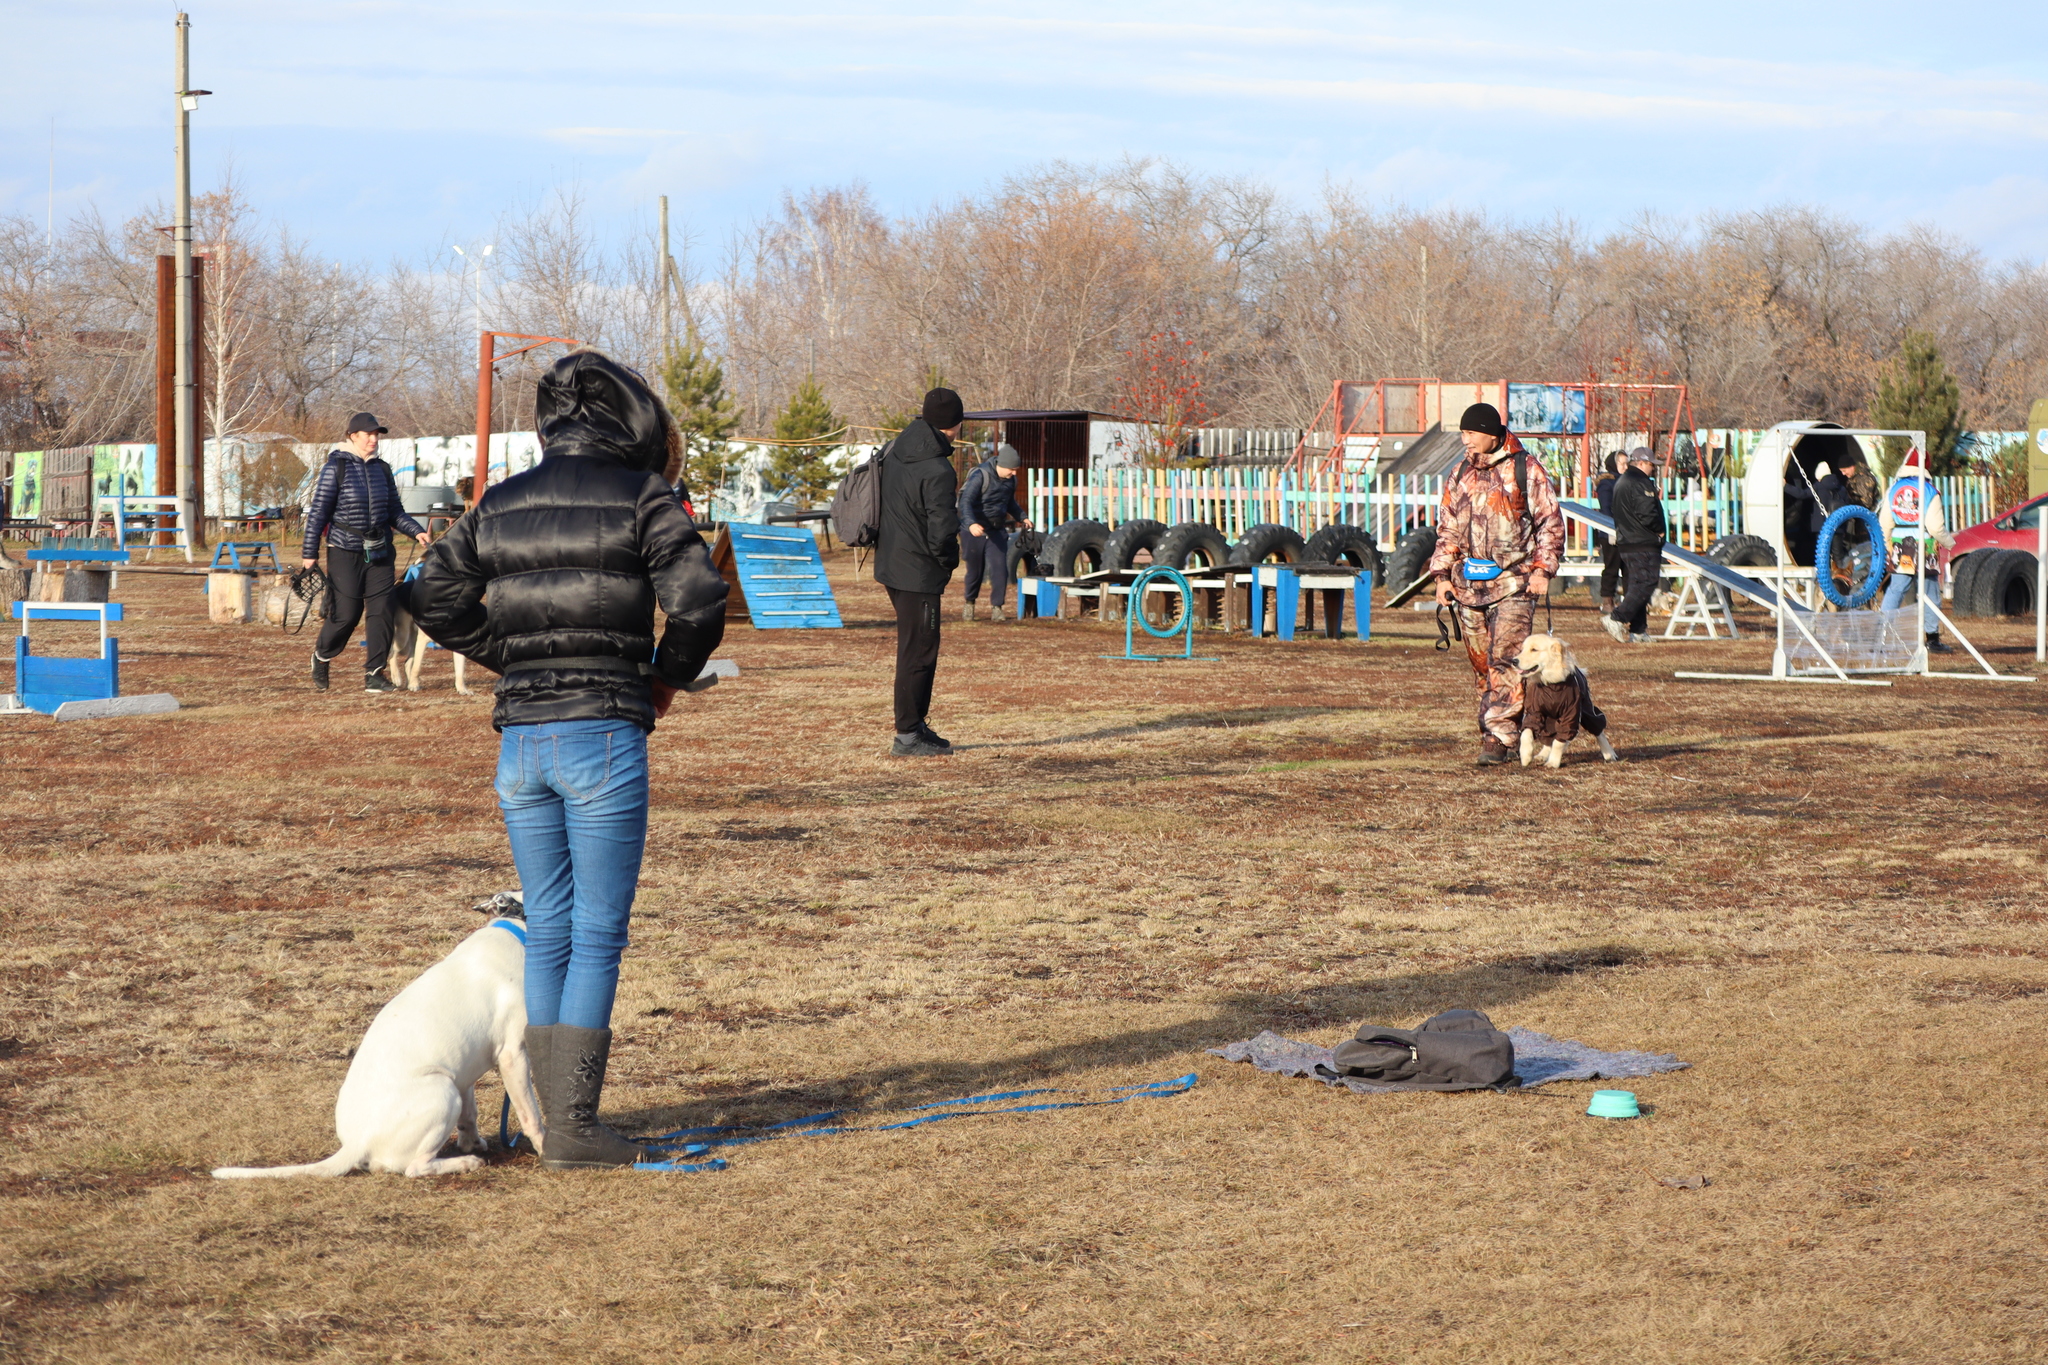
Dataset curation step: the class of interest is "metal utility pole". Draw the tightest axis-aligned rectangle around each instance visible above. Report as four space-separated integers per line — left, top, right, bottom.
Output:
172 14 209 547
659 195 672 361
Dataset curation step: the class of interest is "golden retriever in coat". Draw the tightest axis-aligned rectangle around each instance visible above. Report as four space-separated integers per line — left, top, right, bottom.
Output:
1515 633 1620 768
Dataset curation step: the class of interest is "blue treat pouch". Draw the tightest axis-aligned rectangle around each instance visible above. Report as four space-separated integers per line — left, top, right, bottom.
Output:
1461 558 1504 582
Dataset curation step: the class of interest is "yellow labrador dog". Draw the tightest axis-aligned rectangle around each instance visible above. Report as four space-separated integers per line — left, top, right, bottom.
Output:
1515 633 1620 769
212 913 543 1178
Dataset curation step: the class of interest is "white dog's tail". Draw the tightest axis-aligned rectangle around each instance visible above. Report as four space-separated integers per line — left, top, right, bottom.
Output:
212 1143 366 1179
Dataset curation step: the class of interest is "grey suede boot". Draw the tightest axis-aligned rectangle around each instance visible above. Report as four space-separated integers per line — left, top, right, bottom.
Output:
527 1024 650 1170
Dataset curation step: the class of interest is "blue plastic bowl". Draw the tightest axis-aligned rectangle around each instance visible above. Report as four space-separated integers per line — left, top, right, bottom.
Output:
1586 1089 1641 1119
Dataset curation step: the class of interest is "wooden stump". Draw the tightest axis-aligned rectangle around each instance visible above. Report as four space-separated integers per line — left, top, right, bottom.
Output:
208 570 254 623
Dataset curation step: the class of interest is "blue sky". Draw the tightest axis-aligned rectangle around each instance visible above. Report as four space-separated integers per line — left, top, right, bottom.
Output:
7 1 2047 268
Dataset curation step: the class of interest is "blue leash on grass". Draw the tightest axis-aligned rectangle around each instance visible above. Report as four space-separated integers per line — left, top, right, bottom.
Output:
498 1073 1198 1173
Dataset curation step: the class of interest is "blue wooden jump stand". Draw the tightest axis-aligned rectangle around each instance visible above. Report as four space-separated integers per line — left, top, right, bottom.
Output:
1246 566 1374 642
1102 566 1217 663
12 601 124 714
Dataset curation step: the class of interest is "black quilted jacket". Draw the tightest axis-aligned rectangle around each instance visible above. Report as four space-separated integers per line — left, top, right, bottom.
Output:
302 452 424 558
874 418 960 595
407 351 728 731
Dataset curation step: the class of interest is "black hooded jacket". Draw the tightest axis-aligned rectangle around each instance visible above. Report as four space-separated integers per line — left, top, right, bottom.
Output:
408 350 728 731
874 418 960 594
1609 467 1667 546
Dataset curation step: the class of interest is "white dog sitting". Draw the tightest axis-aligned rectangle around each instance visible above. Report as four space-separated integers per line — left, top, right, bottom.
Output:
213 913 544 1178
1515 632 1620 769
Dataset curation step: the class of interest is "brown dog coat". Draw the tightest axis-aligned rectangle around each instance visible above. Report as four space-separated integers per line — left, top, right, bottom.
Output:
1521 669 1607 745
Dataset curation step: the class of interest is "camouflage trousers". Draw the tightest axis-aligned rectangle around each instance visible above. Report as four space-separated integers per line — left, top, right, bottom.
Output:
1457 596 1535 746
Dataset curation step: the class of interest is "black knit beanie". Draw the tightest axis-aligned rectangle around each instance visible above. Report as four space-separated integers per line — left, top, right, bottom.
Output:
921 387 965 429
1458 403 1505 438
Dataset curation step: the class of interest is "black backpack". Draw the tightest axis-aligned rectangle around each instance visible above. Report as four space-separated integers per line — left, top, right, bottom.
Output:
830 440 889 547
1319 1008 1516 1091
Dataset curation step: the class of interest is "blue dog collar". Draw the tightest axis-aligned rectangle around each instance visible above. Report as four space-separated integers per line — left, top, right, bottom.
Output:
490 917 528 945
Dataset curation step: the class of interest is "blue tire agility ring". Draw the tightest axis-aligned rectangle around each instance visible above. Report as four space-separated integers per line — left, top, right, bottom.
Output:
1129 565 1192 638
1814 504 1886 609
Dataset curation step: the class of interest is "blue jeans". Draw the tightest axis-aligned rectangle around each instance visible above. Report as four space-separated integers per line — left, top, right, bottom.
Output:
495 719 649 1030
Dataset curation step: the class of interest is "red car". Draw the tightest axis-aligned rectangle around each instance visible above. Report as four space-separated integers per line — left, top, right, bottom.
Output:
1943 492 2048 572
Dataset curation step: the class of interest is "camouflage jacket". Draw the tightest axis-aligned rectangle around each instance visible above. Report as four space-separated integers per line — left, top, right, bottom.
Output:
1426 439 1567 607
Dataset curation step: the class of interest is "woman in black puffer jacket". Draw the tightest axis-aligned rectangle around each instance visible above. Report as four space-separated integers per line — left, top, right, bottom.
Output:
410 348 726 1170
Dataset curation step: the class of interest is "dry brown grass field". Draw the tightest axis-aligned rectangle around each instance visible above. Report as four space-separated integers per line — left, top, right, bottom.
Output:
3 551 2046 1364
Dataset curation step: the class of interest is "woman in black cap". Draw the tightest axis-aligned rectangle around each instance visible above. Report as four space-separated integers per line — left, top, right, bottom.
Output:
410 348 728 1169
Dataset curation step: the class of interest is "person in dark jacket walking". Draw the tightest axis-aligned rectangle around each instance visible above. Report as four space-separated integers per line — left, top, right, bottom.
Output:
1593 451 1622 614
959 442 1031 621
409 349 728 1170
1600 446 1666 644
876 387 964 756
302 412 431 691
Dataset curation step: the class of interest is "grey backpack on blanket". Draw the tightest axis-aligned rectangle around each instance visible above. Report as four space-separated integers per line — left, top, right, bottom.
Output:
1317 1009 1517 1091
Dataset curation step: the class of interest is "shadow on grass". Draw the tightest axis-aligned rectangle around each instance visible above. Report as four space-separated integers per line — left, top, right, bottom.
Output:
949 705 1357 754
611 944 1650 1132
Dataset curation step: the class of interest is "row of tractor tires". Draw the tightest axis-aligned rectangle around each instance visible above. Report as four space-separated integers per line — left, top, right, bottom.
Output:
1031 516 1391 585
1952 549 2037 619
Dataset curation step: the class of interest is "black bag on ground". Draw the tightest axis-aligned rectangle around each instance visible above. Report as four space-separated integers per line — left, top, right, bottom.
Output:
830 441 889 547
1321 1008 1516 1091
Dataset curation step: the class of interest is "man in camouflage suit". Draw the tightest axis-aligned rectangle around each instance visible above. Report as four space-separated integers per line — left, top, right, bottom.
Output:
1429 403 1567 766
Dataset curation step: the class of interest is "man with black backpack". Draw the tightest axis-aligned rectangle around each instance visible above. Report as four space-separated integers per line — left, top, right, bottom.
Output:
1427 403 1565 766
302 412 431 692
875 388 965 757
959 443 1031 621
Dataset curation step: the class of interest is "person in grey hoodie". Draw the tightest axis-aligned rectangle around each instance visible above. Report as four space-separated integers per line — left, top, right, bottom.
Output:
874 388 964 756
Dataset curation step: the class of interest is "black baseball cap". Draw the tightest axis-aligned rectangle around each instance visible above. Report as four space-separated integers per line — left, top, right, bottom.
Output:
346 412 389 435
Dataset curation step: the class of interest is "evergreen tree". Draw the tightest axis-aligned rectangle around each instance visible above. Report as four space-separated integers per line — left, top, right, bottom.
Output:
769 374 841 505
1868 331 1964 477
659 329 741 497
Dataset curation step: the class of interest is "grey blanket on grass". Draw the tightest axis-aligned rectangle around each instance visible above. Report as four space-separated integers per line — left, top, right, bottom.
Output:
1209 1028 1688 1095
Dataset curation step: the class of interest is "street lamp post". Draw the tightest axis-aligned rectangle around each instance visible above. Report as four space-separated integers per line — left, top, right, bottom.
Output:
172 13 211 545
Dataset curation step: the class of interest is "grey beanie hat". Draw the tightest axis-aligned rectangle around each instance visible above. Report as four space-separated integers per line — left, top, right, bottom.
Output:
994 443 1022 469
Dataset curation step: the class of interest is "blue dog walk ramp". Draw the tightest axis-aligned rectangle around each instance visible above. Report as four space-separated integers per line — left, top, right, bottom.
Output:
719 522 842 629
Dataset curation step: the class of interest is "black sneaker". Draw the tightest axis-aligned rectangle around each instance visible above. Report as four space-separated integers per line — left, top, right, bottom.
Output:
891 733 951 758
364 670 399 694
311 652 330 691
918 722 954 752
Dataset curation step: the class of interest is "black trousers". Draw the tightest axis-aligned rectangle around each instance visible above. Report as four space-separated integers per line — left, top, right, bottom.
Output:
961 530 1009 607
315 546 395 674
1598 542 1622 598
886 586 941 734
1610 543 1662 634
